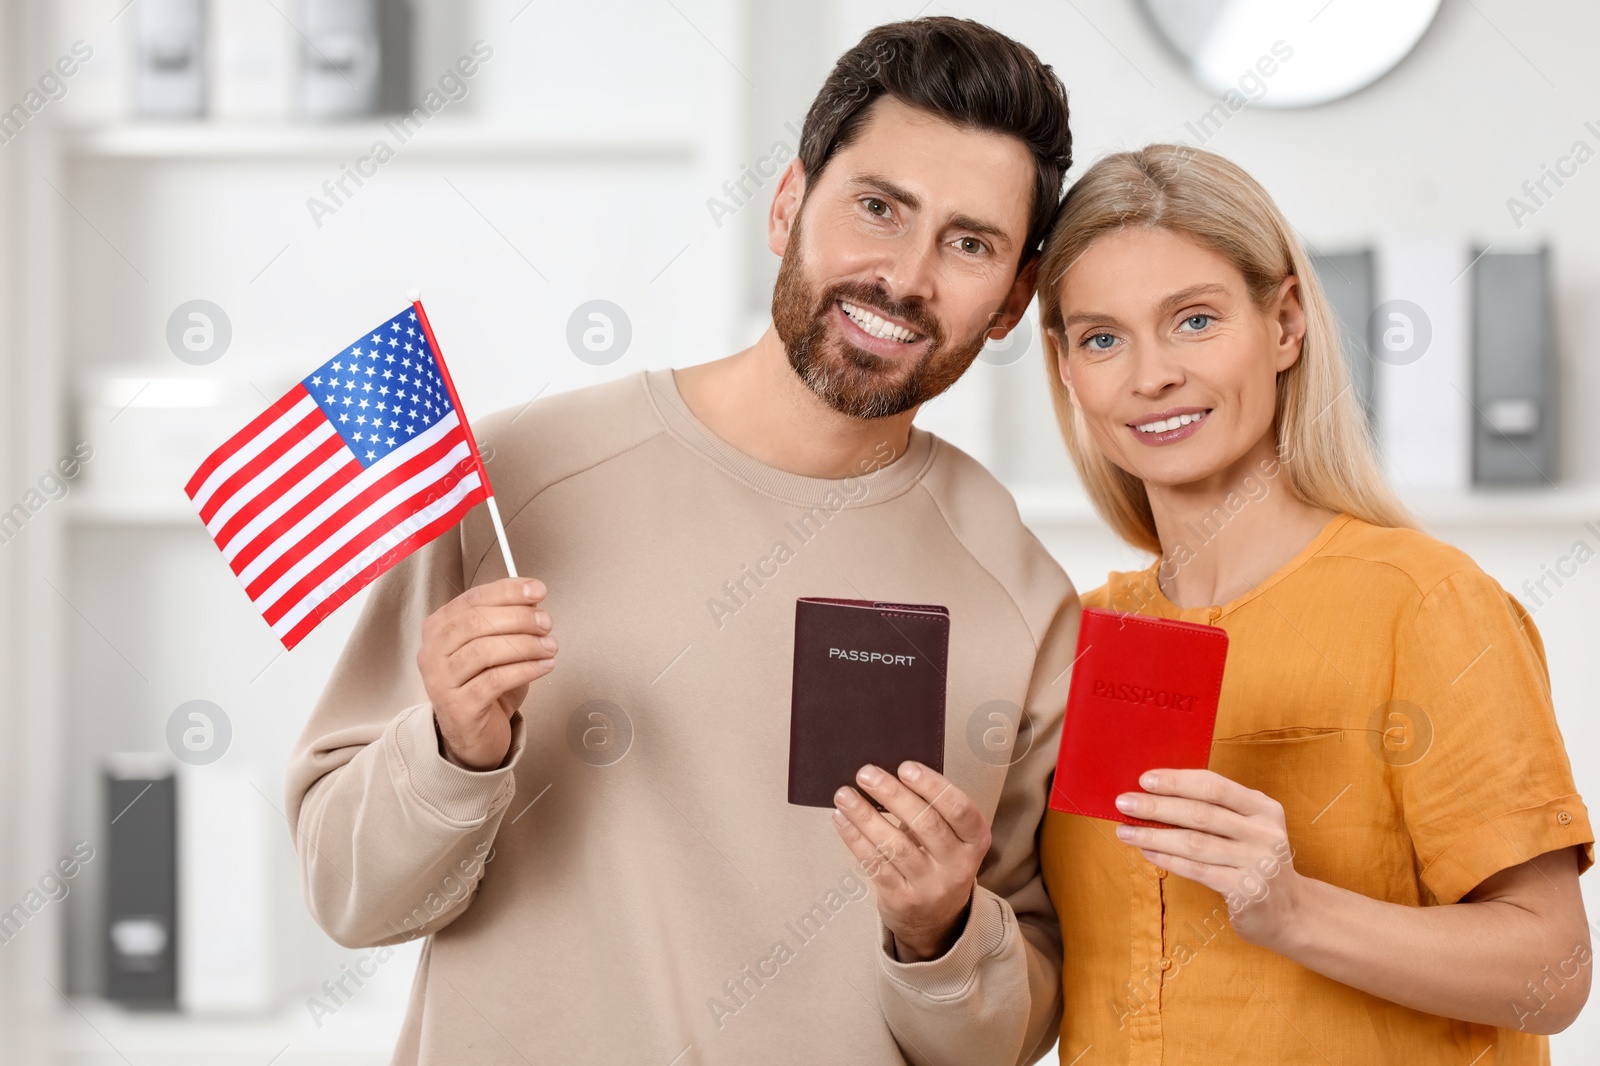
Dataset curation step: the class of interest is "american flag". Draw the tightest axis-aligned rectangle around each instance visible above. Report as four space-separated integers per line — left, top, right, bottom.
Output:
185 302 491 650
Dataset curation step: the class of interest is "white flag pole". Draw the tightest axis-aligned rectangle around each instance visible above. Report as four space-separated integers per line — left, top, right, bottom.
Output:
484 496 519 579
409 288 520 579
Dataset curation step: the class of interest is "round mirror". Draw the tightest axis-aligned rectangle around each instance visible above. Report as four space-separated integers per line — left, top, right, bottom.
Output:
1140 0 1441 109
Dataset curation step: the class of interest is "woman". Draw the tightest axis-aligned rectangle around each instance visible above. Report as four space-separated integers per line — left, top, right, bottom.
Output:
1035 145 1593 1064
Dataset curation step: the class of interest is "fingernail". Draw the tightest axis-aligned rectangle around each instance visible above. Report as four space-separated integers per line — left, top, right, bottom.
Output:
1116 825 1135 840
523 581 540 600
857 765 883 786
534 610 550 629
1114 794 1136 812
835 787 859 808
541 636 558 652
1140 772 1159 789
832 808 849 827
899 761 921 782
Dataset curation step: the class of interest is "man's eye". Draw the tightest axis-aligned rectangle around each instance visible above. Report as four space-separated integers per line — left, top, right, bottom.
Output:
957 236 987 255
1180 314 1213 332
865 198 890 217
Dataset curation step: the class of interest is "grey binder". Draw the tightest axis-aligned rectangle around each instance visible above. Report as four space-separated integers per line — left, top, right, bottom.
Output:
1472 248 1558 485
1311 250 1377 431
133 0 205 117
104 756 177 1005
299 0 382 118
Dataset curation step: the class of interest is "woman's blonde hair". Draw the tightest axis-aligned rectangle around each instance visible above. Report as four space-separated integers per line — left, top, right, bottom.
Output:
1035 144 1414 555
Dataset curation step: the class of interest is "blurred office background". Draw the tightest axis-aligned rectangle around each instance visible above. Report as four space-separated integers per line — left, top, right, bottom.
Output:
0 0 1596 1062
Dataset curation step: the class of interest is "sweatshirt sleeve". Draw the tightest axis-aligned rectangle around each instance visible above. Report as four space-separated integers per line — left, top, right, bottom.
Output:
873 587 1079 1066
283 523 528 949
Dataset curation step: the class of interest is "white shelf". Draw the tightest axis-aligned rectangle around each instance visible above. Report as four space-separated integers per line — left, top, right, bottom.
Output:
66 482 1600 530
52 995 403 1066
1012 485 1100 526
64 494 199 526
1013 483 1600 529
62 120 700 163
1400 488 1600 527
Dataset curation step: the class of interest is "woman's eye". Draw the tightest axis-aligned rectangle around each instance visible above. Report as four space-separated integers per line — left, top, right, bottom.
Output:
865 198 891 217
1084 333 1118 351
1179 313 1213 332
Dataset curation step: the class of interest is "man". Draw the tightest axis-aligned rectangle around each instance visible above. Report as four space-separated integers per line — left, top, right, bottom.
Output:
287 16 1080 1065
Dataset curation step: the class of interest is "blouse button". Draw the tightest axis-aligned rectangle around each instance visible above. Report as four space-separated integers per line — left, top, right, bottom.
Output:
1158 956 1173 971
1557 810 1573 825
1207 606 1221 622
1155 867 1168 879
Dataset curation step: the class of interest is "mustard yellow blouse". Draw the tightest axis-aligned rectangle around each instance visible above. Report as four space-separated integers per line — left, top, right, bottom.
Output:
1041 512 1594 1065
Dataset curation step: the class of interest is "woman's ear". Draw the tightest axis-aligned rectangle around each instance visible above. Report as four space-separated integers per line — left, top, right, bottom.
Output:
1273 275 1307 372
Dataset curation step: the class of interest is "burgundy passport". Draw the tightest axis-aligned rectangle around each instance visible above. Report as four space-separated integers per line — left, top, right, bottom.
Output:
1049 607 1228 827
788 598 948 809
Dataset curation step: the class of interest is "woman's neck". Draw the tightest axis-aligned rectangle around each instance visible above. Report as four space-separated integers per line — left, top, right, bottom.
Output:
1144 437 1340 609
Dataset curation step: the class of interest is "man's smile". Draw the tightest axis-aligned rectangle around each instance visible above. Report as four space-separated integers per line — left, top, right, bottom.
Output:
837 299 925 343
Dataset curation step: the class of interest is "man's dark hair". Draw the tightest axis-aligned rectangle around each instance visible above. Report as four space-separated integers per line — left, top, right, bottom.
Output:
797 17 1073 266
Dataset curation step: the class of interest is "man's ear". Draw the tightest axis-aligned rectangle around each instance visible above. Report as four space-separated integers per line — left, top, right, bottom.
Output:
1047 328 1082 411
1274 274 1307 373
768 158 807 257
988 255 1040 339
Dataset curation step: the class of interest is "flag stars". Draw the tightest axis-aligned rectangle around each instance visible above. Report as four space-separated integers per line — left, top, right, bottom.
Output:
297 308 463 471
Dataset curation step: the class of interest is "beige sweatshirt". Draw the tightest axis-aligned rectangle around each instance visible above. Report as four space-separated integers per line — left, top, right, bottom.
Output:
285 367 1081 1066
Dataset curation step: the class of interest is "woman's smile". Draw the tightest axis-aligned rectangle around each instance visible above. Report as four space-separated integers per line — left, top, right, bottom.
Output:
1127 405 1213 446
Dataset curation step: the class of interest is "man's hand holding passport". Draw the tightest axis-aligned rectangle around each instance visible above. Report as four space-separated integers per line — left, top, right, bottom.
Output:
787 596 987 963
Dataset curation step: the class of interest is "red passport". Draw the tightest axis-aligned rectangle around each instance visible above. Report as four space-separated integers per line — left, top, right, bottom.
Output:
1049 607 1228 827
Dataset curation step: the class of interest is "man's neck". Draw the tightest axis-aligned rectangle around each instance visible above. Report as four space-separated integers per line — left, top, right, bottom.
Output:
672 323 917 478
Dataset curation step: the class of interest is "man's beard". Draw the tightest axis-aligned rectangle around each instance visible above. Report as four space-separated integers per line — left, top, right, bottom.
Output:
771 216 995 420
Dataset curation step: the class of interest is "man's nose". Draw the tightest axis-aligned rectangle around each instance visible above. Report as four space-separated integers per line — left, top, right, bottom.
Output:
868 225 939 307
